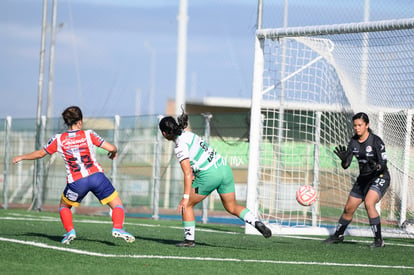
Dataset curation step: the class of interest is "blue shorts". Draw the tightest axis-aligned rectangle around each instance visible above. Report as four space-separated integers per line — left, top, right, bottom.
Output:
61 172 118 207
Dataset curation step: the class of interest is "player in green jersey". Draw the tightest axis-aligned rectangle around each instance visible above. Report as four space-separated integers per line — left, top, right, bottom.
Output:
159 111 272 247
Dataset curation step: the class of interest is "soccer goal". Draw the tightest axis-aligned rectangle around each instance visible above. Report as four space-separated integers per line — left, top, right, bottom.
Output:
246 18 414 238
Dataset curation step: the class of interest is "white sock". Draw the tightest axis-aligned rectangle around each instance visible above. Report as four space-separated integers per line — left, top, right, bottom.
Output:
242 210 258 226
184 225 195 241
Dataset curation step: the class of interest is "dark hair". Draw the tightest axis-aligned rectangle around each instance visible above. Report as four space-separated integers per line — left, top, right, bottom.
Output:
62 106 83 127
352 112 372 133
159 111 188 140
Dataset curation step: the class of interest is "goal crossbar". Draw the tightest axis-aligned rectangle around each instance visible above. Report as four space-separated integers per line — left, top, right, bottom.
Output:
257 18 414 39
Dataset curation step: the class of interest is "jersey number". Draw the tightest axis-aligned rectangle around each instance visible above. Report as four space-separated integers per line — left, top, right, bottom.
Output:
68 155 93 172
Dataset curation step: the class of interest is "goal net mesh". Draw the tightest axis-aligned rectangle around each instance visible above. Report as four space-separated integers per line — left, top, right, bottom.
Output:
249 19 414 237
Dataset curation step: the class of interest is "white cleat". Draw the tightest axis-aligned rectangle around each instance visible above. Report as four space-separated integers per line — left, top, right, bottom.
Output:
112 228 135 243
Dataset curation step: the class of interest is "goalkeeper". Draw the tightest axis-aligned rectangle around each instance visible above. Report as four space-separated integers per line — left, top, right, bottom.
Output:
159 110 272 247
324 112 390 247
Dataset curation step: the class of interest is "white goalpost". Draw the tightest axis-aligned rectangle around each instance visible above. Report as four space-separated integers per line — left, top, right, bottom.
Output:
246 18 414 238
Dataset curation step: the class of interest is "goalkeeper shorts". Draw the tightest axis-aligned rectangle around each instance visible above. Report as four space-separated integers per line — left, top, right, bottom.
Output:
350 172 390 200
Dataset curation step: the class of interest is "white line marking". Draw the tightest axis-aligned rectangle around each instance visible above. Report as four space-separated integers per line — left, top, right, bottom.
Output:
1 215 413 246
0 216 239 234
0 237 413 269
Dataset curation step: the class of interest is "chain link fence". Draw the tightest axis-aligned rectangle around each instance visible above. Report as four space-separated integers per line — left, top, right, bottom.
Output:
0 113 251 222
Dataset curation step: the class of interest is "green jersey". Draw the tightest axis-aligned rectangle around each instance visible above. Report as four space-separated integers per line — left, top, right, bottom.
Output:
174 131 221 173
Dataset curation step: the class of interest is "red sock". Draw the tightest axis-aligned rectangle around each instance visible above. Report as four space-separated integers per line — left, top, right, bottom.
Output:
59 207 74 232
112 205 125 229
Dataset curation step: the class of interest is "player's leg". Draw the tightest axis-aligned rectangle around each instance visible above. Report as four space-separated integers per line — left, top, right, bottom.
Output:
92 172 135 243
219 192 272 238
365 175 390 248
217 164 271 238
108 195 125 229
59 199 76 244
177 191 206 247
365 190 384 247
176 167 218 247
324 194 362 243
59 180 88 245
107 195 135 243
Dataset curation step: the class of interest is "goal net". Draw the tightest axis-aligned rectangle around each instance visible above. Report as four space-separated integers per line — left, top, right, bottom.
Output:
246 18 414 238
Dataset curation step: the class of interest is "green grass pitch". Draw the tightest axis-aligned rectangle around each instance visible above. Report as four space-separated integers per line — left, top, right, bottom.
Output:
0 209 413 274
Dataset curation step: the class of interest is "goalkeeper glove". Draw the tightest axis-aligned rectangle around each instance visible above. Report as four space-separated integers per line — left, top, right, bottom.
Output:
333 145 349 162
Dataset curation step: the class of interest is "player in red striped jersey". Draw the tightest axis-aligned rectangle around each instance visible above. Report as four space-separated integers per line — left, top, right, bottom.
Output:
12 106 135 244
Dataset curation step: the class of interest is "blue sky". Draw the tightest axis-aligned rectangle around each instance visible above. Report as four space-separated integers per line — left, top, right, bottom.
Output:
1 0 412 118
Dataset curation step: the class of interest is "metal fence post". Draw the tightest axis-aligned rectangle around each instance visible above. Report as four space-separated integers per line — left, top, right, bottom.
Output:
32 116 46 211
38 116 47 210
152 115 163 220
202 113 212 224
112 115 120 189
3 116 12 209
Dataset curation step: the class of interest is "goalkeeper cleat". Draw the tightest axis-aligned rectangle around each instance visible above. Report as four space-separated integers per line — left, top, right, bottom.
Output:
370 239 385 248
61 229 76 245
176 239 196 247
323 234 344 244
112 228 135 243
255 221 272 238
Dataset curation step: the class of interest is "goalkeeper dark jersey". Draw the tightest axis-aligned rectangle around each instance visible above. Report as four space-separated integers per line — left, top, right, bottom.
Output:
343 133 389 178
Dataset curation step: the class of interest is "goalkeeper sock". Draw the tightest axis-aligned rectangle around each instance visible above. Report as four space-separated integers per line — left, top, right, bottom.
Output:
239 208 257 225
183 221 196 241
111 205 125 229
335 216 352 236
59 206 74 232
369 216 382 240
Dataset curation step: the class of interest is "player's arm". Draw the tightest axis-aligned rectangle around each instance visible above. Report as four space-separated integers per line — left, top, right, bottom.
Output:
369 137 387 173
100 141 117 160
334 143 353 169
12 149 47 164
89 130 117 159
177 158 193 213
180 158 193 196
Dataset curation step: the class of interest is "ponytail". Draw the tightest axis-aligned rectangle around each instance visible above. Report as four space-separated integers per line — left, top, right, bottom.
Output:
159 109 189 140
177 110 188 131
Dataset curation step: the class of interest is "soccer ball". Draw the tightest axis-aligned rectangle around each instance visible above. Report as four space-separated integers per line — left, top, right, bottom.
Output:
296 185 317 206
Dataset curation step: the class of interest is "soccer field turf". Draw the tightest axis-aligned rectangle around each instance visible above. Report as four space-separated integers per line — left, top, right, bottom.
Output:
0 209 413 274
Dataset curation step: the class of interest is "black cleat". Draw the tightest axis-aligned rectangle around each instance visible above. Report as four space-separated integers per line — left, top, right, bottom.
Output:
323 234 344 244
176 240 196 247
370 239 385 248
255 221 272 238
